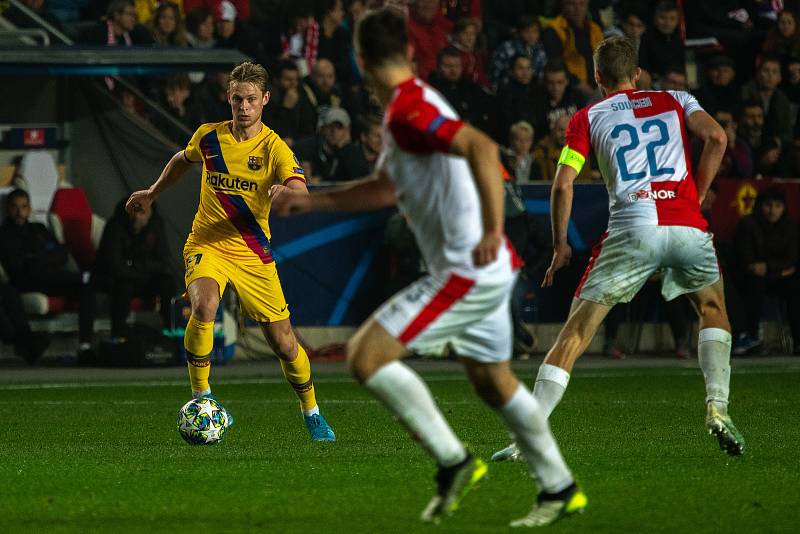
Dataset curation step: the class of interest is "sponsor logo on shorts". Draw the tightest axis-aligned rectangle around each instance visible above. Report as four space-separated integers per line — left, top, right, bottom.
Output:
627 189 676 202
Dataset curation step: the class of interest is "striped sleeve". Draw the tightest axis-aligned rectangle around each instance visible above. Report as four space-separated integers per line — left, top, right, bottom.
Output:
387 99 464 154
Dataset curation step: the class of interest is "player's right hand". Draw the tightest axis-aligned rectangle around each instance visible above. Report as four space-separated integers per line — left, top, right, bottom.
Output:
126 189 154 215
542 244 572 288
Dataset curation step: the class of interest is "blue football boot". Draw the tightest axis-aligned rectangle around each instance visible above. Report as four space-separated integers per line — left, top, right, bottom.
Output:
304 412 336 441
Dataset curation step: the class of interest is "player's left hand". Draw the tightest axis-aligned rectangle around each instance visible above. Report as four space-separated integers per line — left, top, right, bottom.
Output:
270 185 311 216
542 243 572 287
472 232 503 267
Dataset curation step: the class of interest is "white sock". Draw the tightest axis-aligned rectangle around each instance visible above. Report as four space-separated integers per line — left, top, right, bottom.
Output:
499 384 573 493
193 388 211 398
303 405 320 417
365 361 466 467
533 363 570 418
698 328 732 412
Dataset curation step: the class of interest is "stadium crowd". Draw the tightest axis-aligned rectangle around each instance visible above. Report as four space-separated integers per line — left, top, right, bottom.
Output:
4 0 800 362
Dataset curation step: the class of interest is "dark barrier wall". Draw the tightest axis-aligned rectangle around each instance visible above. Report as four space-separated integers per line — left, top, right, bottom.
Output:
270 184 611 326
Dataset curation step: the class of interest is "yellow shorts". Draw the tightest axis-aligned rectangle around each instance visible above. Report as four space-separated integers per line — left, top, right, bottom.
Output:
184 248 290 323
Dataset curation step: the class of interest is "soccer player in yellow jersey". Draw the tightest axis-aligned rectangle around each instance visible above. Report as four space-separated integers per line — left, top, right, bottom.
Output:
125 62 335 441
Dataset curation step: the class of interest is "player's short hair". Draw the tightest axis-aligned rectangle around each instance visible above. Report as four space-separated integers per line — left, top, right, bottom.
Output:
594 36 638 88
6 188 29 207
229 61 268 94
355 8 408 68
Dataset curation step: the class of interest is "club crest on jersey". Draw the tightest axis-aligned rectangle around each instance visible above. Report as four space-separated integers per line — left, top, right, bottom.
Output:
248 156 264 171
628 190 676 202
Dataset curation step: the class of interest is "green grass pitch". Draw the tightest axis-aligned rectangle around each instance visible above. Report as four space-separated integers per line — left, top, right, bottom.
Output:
3 363 799 533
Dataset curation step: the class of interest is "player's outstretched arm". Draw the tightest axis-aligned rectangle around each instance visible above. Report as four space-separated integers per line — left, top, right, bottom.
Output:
270 172 397 216
126 150 194 214
543 163 579 288
449 124 505 267
686 110 727 204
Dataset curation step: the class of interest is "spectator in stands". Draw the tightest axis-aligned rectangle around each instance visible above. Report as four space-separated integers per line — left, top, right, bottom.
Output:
533 60 586 139
731 187 800 354
715 109 754 179
213 0 240 48
617 11 647 49
783 58 800 109
79 0 154 45
660 67 689 91
156 74 199 130
742 55 793 143
4 0 65 33
501 121 538 183
301 58 344 125
684 1 758 78
0 282 50 365
451 17 488 88
428 47 491 131
93 199 176 339
442 0 481 25
693 55 742 118
535 113 594 181
294 107 352 182
638 0 685 80
483 0 538 51
489 16 547 91
496 54 543 144
269 2 318 77
190 70 230 123
184 0 250 22
0 189 95 361
48 0 87 23
264 59 316 144
335 114 383 180
185 6 215 48
407 0 453 81
150 1 187 46
316 0 356 87
762 9 800 63
541 0 603 95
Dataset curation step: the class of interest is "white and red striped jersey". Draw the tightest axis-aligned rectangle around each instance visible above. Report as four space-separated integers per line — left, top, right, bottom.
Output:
566 89 707 231
376 77 514 279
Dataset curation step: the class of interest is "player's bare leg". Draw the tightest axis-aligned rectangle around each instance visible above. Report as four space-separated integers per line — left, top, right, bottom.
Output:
462 359 586 527
687 278 745 456
262 319 335 441
348 318 479 523
493 298 611 462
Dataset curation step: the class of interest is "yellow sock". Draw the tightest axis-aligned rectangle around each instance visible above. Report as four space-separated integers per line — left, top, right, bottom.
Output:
184 316 214 394
280 344 318 413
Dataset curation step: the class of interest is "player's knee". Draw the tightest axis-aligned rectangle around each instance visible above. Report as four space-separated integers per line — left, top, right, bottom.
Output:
191 298 218 323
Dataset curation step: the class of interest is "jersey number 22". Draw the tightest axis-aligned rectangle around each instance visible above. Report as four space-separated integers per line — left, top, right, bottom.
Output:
611 118 675 181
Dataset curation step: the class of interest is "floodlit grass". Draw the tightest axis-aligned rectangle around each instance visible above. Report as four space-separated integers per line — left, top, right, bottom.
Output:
3 365 799 533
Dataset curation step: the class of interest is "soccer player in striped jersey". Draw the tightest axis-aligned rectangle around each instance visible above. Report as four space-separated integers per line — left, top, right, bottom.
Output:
126 62 335 442
272 7 585 528
492 36 744 463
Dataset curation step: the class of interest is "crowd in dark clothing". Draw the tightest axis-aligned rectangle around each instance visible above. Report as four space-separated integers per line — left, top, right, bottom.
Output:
7 0 800 358
0 189 176 364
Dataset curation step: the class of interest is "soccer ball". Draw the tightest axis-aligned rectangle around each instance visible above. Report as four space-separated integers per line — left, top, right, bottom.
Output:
177 397 230 445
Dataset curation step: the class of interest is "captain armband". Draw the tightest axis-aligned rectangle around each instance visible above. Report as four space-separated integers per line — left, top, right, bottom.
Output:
557 146 586 174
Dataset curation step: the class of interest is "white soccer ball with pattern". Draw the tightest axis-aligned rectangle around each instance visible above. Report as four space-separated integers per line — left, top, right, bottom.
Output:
177 397 230 445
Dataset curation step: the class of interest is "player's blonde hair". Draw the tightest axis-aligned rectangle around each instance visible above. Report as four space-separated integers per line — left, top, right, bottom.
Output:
229 61 268 94
593 36 638 88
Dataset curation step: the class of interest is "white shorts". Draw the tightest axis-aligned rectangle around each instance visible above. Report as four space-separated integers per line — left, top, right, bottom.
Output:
576 225 720 306
375 272 515 363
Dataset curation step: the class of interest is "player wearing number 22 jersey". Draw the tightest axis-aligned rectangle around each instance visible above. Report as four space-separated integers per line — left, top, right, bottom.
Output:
492 36 744 465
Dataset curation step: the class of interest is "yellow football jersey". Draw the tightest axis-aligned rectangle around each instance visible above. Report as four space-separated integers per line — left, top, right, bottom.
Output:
183 121 305 264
